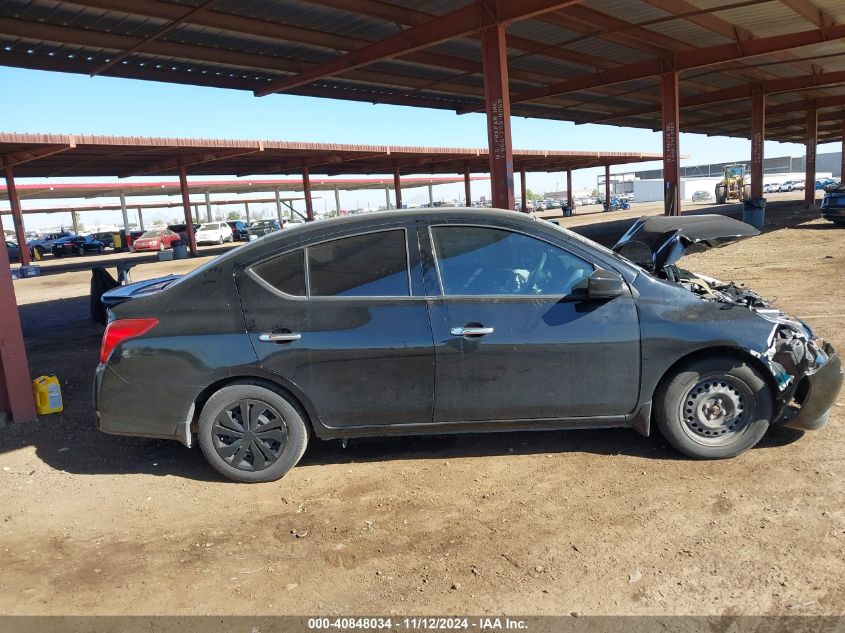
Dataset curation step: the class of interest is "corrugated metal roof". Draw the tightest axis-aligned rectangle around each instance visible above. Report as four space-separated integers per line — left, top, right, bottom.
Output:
0 0 843 143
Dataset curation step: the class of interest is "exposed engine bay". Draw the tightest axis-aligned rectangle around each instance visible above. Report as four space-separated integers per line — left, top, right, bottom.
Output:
670 265 829 403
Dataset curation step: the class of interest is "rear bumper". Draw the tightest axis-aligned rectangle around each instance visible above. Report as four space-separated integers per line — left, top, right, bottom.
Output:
778 346 843 431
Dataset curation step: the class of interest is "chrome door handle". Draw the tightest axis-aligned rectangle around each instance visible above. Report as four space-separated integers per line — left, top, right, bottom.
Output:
258 332 302 343
450 326 494 337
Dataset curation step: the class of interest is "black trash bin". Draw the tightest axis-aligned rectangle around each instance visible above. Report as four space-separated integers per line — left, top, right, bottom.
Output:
742 197 766 230
563 204 573 217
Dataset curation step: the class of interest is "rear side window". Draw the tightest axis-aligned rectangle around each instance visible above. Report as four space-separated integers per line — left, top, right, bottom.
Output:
308 230 409 297
252 249 306 297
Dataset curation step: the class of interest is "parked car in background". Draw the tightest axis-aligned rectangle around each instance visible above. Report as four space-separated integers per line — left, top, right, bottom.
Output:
226 220 249 241
166 223 198 245
792 180 806 191
534 201 546 212
820 184 845 225
51 234 104 257
132 229 181 252
763 183 781 193
781 181 795 192
7 241 20 262
90 231 115 248
28 231 74 259
95 209 842 482
691 190 712 202
247 219 282 240
195 222 234 245
284 219 305 229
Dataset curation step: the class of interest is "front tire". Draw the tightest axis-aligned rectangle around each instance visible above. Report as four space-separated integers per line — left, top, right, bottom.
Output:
654 356 773 459
198 381 309 483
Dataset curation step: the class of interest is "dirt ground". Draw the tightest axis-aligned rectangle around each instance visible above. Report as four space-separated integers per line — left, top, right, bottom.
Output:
1 195 843 616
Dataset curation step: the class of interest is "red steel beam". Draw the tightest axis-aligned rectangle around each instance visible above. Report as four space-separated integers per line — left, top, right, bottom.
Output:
566 168 573 212
661 72 681 216
121 145 265 178
177 163 198 255
758 108 845 133
750 93 765 199
255 0 584 97
580 69 845 125
509 22 845 105
805 109 818 209
481 22 515 212
0 228 36 423
302 165 314 221
4 166 31 266
1 142 75 169
841 120 845 181
90 0 217 77
393 166 402 210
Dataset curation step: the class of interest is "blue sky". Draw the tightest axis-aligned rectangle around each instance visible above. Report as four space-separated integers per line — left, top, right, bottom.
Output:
0 66 829 230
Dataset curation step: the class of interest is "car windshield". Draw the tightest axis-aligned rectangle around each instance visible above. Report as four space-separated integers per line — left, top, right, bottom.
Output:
199 223 220 230
141 231 164 238
251 220 274 227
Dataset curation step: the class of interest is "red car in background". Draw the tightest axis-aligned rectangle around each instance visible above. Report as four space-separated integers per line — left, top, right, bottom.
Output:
131 229 181 252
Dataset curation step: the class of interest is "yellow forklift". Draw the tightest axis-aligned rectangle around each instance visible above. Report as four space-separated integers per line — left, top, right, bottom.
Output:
714 163 752 204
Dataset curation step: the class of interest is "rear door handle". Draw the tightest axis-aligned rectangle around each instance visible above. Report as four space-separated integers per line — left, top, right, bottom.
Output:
258 332 301 343
450 326 494 337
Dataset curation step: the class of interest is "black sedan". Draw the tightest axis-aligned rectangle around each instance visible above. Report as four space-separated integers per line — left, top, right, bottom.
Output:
247 219 281 239
52 234 105 257
95 209 842 482
227 220 250 241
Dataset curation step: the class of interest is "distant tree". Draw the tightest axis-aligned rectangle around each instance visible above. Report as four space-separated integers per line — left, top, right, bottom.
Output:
226 210 241 220
525 188 541 201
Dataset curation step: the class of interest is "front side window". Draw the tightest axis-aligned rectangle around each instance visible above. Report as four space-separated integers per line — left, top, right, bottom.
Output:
431 226 593 297
308 230 409 297
252 249 306 297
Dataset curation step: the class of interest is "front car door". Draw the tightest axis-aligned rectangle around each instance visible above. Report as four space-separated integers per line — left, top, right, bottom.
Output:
236 222 435 432
421 220 641 424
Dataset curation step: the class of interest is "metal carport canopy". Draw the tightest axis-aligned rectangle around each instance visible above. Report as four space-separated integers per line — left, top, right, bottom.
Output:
0 1 843 144
0 133 663 179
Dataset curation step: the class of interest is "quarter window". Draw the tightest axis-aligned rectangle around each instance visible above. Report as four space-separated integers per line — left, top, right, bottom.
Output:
308 230 409 297
252 249 306 297
431 226 593 296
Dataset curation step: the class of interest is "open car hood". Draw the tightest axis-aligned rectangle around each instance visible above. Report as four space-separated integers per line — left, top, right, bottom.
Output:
612 214 759 273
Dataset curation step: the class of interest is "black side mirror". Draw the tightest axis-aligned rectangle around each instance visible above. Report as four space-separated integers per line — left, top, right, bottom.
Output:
588 268 627 300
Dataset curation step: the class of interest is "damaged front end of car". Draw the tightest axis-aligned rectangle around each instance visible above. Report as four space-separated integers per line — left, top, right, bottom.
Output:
614 214 844 431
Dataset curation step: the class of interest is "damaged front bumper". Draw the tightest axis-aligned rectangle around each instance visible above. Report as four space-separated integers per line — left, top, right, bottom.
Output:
777 343 843 431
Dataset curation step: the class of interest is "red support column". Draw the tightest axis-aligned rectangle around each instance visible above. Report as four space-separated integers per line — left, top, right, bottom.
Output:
841 120 845 181
4 166 31 266
393 166 403 210
566 167 574 212
302 165 314 221
661 72 681 216
463 163 472 206
481 22 515 211
0 213 36 423
750 93 765 199
604 164 611 212
520 167 528 213
805 109 817 209
177 163 197 255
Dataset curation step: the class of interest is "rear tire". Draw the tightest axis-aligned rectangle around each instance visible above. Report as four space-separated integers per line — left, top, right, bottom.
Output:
654 356 772 459
198 381 309 483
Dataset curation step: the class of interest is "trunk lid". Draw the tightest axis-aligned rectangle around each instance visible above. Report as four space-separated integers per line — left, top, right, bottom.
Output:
101 274 181 308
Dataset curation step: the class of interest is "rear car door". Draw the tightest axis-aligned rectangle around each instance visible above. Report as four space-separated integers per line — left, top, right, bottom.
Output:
421 221 641 424
236 223 435 430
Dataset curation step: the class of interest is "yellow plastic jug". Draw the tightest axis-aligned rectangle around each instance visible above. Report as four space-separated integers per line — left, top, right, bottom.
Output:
33 375 63 415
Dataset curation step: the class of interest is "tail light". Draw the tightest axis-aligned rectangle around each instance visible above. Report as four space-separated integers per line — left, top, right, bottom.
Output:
99 318 158 364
